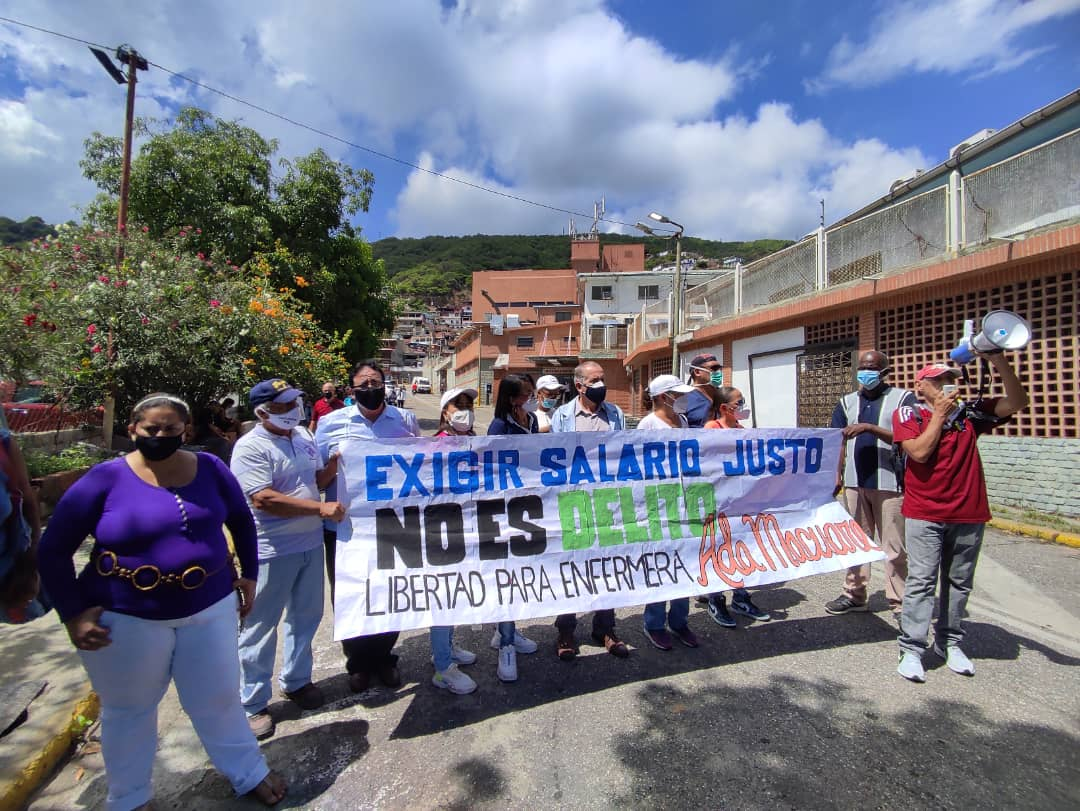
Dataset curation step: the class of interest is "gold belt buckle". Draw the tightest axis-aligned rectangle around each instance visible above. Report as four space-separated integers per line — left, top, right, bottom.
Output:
179 566 208 590
95 550 118 576
131 565 162 591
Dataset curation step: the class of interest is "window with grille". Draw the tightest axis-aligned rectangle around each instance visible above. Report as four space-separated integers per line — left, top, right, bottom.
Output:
555 311 572 322
877 269 1077 438
797 349 855 427
638 285 660 301
516 336 534 349
591 286 613 301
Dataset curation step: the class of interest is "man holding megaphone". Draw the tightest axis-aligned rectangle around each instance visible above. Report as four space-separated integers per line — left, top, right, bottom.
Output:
891 340 1028 683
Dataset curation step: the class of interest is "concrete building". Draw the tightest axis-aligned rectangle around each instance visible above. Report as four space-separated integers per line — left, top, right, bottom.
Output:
625 87 1080 517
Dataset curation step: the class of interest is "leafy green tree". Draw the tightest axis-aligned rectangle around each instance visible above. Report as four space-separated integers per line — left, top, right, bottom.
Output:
0 216 57 247
79 107 393 358
1 224 349 423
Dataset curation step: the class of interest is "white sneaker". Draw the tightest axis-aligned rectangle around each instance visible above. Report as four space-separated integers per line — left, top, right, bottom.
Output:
450 645 477 665
933 644 975 676
489 629 539 654
497 645 518 682
430 645 477 667
897 651 926 683
432 664 477 695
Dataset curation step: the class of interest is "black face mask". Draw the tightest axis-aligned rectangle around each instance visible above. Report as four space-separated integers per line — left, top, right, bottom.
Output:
582 384 607 405
355 387 386 411
134 433 184 462
323 392 334 400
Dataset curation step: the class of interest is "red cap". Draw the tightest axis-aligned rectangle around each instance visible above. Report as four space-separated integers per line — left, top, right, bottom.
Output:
916 363 959 381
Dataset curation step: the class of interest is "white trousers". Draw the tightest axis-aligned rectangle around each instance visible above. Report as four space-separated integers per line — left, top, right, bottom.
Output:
78 593 269 811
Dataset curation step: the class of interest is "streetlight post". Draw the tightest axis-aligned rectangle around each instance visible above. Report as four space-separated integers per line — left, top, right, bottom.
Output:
637 212 684 372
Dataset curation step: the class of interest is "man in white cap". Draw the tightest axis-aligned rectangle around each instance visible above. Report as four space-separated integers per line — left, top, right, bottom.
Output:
893 358 1027 683
534 374 566 433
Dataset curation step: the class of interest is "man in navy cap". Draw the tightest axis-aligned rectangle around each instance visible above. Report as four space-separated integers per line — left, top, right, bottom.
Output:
230 378 345 739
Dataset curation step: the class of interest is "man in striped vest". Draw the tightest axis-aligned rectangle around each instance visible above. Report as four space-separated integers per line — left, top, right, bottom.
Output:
825 350 916 620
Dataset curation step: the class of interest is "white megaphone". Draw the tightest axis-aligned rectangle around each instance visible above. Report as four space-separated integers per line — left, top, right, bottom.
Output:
949 310 1032 364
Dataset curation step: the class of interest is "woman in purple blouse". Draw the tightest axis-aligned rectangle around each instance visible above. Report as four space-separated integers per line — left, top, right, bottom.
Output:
38 393 287 810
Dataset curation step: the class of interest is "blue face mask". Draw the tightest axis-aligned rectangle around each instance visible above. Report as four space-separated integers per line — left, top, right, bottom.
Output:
856 370 882 389
542 398 559 409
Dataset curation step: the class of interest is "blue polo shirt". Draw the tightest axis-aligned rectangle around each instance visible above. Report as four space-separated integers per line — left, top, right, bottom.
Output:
314 404 422 533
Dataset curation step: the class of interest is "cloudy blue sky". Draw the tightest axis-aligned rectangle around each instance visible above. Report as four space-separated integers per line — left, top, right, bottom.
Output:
2 0 1078 241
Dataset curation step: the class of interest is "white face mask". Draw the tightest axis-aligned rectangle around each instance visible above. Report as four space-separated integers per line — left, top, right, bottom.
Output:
732 407 751 421
449 409 475 432
522 397 538 413
259 404 303 431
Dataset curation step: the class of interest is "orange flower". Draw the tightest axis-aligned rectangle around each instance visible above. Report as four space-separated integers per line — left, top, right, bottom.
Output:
293 275 309 288
278 345 290 355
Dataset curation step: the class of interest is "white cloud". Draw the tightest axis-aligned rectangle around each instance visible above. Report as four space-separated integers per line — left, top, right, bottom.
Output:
0 1 936 240
810 0 1080 91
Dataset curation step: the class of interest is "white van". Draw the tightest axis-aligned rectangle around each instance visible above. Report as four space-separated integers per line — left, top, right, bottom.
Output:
411 376 432 394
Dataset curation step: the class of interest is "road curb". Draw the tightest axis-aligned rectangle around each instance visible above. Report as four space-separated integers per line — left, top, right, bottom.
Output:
989 517 1080 548
0 690 99 811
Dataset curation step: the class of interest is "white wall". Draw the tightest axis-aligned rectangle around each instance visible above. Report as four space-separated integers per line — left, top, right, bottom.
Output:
731 327 804 428
676 344 723 381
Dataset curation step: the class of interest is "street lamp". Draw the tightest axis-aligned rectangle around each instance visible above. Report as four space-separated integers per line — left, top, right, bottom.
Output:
637 211 684 371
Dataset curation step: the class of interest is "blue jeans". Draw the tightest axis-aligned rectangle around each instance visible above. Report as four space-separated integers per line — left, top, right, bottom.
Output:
899 519 985 655
79 594 268 810
644 598 690 632
430 625 455 671
497 621 516 647
239 545 325 714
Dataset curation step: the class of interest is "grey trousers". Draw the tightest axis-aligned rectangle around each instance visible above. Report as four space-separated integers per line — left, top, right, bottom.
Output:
898 519 985 655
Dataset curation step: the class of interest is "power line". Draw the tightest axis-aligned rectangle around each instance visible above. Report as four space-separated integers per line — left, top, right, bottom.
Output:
0 15 114 51
0 14 644 232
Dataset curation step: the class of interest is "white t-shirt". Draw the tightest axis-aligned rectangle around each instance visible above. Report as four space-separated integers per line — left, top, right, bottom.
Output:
636 411 687 430
535 410 551 432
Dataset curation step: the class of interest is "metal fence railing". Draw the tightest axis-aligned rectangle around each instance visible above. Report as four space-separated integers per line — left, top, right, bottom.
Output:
963 128 1080 245
624 127 1080 357
827 186 948 284
741 237 818 310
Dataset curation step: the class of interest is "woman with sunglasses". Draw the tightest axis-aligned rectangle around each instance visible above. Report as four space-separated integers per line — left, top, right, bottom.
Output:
37 393 286 810
702 387 771 626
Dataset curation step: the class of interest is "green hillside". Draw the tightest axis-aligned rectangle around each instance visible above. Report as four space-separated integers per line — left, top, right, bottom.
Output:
371 233 792 278
372 233 793 308
0 216 56 246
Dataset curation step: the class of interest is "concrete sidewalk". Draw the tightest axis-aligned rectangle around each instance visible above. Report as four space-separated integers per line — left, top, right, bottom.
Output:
0 608 97 811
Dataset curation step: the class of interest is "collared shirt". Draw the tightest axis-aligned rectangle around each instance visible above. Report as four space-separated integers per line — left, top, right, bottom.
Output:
230 424 324 559
550 398 625 433
575 402 612 432
315 404 422 531
677 388 714 428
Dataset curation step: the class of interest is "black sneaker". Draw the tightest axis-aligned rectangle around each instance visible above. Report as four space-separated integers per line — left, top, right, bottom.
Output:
730 594 771 622
824 595 870 615
707 596 736 628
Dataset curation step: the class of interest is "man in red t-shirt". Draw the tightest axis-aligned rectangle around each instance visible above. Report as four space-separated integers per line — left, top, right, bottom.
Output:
891 355 1027 683
308 381 344 429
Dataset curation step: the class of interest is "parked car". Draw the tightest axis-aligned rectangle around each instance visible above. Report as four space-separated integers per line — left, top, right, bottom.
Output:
1 381 104 433
411 376 432 394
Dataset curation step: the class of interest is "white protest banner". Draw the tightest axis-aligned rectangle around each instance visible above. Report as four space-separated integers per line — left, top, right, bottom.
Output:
332 428 883 638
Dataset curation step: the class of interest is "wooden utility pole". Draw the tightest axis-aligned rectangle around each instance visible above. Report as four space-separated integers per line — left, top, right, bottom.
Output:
90 45 147 450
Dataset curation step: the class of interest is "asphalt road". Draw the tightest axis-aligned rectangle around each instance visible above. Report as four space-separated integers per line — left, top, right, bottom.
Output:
28 396 1080 809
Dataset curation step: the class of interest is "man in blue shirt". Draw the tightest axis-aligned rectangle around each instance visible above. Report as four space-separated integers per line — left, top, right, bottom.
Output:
825 350 916 619
315 361 421 692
